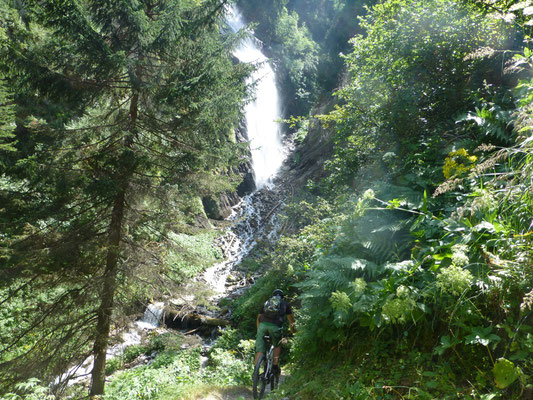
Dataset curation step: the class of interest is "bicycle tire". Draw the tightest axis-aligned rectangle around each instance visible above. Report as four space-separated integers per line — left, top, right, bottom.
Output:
272 370 279 390
252 354 267 399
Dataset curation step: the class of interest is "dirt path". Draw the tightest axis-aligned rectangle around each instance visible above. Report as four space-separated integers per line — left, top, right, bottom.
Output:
189 373 288 400
199 387 253 400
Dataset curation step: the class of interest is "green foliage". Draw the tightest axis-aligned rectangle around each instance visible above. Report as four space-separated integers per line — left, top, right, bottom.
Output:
493 358 520 389
0 0 252 393
105 333 183 376
0 75 15 153
101 329 254 400
0 379 54 400
321 0 509 191
165 232 223 283
272 7 319 105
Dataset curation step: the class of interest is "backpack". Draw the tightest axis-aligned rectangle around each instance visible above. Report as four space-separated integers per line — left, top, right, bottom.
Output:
263 295 282 319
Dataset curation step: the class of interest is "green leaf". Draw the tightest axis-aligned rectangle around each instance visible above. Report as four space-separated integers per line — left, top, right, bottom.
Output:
434 335 460 355
425 381 438 389
473 221 496 233
493 358 520 389
465 327 501 347
416 302 430 314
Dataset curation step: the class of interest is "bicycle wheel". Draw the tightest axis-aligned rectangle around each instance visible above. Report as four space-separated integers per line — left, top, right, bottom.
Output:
252 355 268 399
270 373 276 391
271 369 279 390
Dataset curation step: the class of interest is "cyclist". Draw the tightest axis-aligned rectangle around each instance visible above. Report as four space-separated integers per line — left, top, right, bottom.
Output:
254 289 295 375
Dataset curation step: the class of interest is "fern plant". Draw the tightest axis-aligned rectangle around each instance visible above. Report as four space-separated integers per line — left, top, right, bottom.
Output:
294 187 422 349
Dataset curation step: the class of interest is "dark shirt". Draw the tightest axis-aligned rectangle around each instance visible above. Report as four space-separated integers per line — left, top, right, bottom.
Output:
259 299 292 327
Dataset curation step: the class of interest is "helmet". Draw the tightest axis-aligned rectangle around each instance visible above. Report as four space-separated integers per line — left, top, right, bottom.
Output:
272 289 284 297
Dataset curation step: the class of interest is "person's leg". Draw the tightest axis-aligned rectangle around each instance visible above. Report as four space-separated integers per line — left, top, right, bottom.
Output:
273 346 281 366
255 322 267 365
270 324 282 374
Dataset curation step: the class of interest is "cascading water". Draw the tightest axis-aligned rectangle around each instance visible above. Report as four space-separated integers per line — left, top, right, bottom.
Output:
56 6 287 388
202 6 287 294
136 302 165 329
55 303 163 386
227 6 286 189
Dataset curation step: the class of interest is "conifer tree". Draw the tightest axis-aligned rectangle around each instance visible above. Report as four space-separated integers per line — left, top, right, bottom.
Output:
0 0 250 395
0 6 15 154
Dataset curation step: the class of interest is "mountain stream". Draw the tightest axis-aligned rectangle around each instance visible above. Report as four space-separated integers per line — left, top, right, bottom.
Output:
55 5 289 389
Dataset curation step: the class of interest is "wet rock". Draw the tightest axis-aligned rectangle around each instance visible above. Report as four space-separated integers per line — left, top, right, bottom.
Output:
202 192 240 220
238 171 256 196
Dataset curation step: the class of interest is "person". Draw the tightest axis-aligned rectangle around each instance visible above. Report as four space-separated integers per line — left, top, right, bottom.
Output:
254 289 295 374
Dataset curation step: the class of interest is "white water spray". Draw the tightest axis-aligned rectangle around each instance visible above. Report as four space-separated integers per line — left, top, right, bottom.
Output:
203 195 263 293
54 303 163 386
227 7 286 189
202 7 287 293
136 302 164 330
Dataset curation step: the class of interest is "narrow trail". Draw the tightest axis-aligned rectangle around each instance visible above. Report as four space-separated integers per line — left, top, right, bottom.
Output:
194 387 253 400
192 376 289 400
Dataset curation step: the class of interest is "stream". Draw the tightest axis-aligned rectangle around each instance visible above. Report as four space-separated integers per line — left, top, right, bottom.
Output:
201 5 287 298
55 4 289 390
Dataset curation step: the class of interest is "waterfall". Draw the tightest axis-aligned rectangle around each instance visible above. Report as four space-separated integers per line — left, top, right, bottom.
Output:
136 302 164 329
54 303 163 386
202 8 287 294
226 6 286 189
203 194 263 293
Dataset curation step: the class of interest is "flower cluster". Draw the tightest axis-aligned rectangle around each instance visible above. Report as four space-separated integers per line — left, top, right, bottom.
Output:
362 189 375 200
396 285 410 298
443 148 477 179
471 189 497 214
354 189 375 216
352 278 367 297
437 265 473 296
381 296 415 324
520 289 533 312
382 152 397 164
451 244 469 267
330 290 352 312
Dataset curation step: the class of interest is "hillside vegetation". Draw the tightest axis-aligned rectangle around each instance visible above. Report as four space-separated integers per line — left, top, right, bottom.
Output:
233 0 533 398
1 0 532 399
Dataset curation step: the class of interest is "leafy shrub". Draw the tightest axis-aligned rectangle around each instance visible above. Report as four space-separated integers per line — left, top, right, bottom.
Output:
436 265 473 296
0 379 54 400
123 345 149 364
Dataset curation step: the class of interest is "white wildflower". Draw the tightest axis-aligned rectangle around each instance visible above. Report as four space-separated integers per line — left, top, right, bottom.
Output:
382 297 416 324
451 244 469 267
396 285 410 298
362 189 375 200
352 278 367 297
437 265 473 296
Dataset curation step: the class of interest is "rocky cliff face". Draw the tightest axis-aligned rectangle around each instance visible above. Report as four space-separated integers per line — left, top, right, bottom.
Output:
202 121 256 221
285 95 337 187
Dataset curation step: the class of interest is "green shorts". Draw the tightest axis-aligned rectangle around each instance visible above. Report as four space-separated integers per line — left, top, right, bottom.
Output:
255 322 282 353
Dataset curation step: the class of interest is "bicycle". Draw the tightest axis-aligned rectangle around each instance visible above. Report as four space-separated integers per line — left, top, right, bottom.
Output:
252 335 280 399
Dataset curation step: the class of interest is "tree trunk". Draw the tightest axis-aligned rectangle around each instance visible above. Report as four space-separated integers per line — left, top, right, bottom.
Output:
164 308 230 334
90 188 126 396
90 91 138 396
